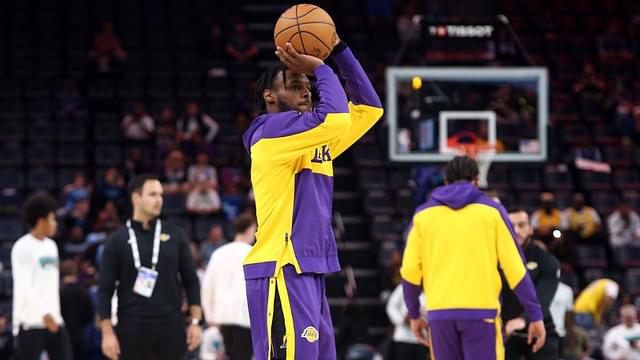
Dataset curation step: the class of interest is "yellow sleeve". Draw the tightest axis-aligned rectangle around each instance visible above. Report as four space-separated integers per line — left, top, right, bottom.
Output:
400 219 423 286
496 217 527 289
330 102 384 158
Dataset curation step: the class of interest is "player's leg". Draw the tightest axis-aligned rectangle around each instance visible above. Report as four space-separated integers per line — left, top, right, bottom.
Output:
14 329 49 360
318 277 337 360
245 276 277 360
528 334 559 360
429 320 464 360
459 318 504 360
45 326 74 360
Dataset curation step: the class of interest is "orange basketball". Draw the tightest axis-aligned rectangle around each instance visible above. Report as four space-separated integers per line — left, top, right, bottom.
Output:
274 4 337 60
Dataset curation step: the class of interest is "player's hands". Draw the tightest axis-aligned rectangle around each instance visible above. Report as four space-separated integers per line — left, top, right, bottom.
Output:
275 43 323 76
187 324 203 351
101 331 121 360
527 320 546 353
410 317 430 347
333 33 341 47
43 314 59 333
504 317 526 336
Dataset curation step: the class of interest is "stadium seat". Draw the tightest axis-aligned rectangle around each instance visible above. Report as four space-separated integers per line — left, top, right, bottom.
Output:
579 171 612 191
357 168 387 190
370 215 401 242
543 166 574 190
486 164 509 190
0 168 24 189
28 119 55 141
603 146 634 168
352 144 384 167
0 119 25 142
613 168 640 190
57 120 87 142
0 142 24 166
162 193 187 216
28 142 55 165
27 167 56 190
395 188 415 215
575 244 607 268
511 166 543 190
57 143 86 166
93 120 122 142
24 78 51 99
94 144 123 167
363 190 395 215
0 218 23 242
194 216 222 242
590 191 620 216
165 216 193 240
625 269 640 295
117 78 145 99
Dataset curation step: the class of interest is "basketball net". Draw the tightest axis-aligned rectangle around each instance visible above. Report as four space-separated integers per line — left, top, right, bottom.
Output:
453 144 496 189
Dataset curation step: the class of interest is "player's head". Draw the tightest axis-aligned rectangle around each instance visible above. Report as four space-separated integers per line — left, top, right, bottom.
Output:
22 193 58 236
445 156 479 186
128 174 164 218
507 207 533 247
255 64 312 115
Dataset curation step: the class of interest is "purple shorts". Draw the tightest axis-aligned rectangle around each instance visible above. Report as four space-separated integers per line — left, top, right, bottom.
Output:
430 318 504 360
245 265 336 360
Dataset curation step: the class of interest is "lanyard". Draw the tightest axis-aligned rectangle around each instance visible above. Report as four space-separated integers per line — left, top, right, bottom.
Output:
126 219 161 271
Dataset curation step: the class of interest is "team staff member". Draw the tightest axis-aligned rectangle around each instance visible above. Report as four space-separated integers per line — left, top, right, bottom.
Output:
401 156 546 359
574 278 619 328
501 207 560 359
98 174 202 360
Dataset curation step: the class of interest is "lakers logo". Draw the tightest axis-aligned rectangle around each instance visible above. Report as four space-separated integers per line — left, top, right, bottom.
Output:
526 261 538 271
160 233 171 242
301 326 319 343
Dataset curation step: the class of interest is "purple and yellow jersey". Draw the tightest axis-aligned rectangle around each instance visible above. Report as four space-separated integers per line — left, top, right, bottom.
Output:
242 45 383 279
401 182 543 322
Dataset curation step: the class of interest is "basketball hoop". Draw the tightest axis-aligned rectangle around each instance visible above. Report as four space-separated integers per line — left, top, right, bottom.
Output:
452 143 496 189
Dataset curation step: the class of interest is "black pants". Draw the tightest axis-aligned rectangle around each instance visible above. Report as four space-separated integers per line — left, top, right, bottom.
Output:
219 325 253 360
505 334 559 360
15 327 73 360
392 341 430 360
116 321 187 360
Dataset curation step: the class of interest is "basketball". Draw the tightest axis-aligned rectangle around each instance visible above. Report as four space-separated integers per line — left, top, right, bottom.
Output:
274 4 337 60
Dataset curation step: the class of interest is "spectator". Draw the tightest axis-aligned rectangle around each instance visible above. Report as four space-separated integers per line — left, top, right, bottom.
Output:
565 193 602 243
93 167 127 214
61 198 91 238
121 102 155 141
186 172 222 216
156 106 177 161
384 283 428 360
531 192 568 241
550 282 575 353
572 62 607 95
124 147 149 182
603 305 640 360
220 181 246 220
563 311 592 360
201 214 256 360
61 173 92 214
204 22 229 77
60 260 94 360
200 224 227 265
0 311 13 360
88 21 127 76
55 81 88 122
608 201 640 265
597 21 632 60
161 149 189 194
176 101 220 157
12 194 73 359
225 22 259 65
396 1 421 44
188 152 218 190
574 278 619 328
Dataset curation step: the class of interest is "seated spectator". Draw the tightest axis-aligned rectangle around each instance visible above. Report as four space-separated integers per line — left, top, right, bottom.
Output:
574 278 619 328
608 201 640 265
186 172 222 215
531 192 568 241
0 311 13 359
188 152 218 190
603 305 640 359
156 106 177 159
562 311 592 360
565 193 602 243
60 259 94 360
597 21 632 60
55 81 88 122
161 149 189 194
204 22 228 77
572 62 607 96
88 21 127 76
121 102 155 141
200 224 227 266
62 198 91 237
225 22 259 65
220 181 246 220
92 166 127 216
61 173 92 214
124 147 149 182
176 101 219 157
396 1 421 44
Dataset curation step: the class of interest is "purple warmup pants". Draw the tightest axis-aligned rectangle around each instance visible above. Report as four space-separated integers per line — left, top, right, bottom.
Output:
429 318 505 360
245 265 336 360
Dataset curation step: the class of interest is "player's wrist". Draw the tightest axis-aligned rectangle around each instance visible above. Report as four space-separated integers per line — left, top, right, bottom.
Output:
328 40 348 59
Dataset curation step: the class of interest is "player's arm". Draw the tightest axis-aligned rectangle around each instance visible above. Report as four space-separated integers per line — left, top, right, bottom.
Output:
328 40 384 158
386 285 407 326
253 44 351 162
495 210 543 322
400 218 423 320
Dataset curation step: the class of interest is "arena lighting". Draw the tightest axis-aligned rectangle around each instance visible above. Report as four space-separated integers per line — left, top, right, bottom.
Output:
427 24 495 38
411 76 422 90
552 230 562 239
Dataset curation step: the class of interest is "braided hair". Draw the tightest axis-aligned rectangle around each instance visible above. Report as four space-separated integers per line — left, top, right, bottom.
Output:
254 64 288 115
445 156 479 183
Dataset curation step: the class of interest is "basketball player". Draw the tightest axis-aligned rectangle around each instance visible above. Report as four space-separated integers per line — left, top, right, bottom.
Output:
401 156 546 359
242 37 383 359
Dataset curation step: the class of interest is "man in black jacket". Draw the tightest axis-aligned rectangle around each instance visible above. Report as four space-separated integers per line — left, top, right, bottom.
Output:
98 174 202 360
502 207 561 359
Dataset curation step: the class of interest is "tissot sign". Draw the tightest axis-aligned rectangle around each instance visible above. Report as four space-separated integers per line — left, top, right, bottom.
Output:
428 25 495 38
